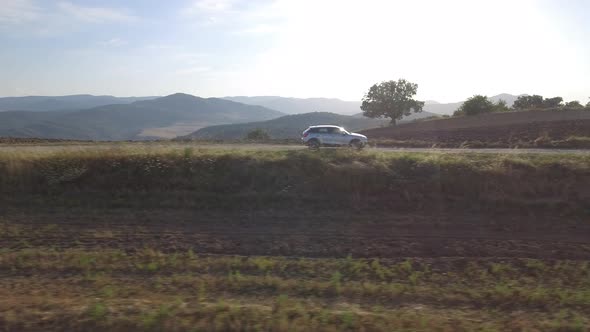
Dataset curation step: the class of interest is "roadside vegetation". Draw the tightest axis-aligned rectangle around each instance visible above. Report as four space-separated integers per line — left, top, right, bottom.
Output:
1 146 589 215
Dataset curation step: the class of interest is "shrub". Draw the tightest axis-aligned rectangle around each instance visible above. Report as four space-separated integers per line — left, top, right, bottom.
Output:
245 129 270 141
494 99 511 112
454 95 494 116
513 95 565 110
543 97 563 108
565 101 584 109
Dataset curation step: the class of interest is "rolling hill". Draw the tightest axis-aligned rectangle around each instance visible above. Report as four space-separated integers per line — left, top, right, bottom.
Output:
0 93 283 140
360 108 590 148
0 94 157 112
182 112 391 140
223 96 363 115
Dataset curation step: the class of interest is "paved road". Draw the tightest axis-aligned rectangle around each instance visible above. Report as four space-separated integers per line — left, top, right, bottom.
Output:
189 144 590 154
1 142 589 154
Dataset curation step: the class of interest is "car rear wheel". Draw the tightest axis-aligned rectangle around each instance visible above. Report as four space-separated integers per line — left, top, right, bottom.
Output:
307 139 320 150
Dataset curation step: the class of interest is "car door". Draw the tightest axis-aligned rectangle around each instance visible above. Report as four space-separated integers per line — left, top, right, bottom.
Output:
332 127 348 145
316 127 332 144
325 127 342 145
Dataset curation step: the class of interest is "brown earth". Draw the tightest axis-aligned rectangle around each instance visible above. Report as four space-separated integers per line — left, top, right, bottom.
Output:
3 209 590 260
362 109 590 148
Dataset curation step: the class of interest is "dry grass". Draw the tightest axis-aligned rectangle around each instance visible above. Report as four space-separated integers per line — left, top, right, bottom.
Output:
1 145 589 216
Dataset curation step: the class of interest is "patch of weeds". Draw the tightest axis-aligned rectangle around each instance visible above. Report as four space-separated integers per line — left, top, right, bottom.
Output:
183 147 194 159
340 311 355 330
187 248 195 260
101 285 116 298
87 302 108 321
370 259 389 281
251 256 275 273
141 304 174 330
331 271 343 295
273 294 289 313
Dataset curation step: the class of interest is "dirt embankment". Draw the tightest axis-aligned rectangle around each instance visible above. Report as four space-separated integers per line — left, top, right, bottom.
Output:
362 109 590 148
2 149 589 259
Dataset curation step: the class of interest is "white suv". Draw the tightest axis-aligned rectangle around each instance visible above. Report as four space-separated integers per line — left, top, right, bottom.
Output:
301 125 368 149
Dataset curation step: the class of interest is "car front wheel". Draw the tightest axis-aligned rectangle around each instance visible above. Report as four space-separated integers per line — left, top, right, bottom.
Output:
349 140 364 150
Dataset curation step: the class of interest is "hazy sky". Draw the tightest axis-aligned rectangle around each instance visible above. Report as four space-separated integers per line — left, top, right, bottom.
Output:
1 0 589 103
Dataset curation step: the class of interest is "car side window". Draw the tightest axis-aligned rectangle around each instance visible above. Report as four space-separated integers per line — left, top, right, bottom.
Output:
327 127 338 134
318 128 329 134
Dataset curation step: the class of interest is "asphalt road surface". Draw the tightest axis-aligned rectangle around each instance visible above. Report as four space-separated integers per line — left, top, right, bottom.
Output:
184 144 590 154
1 142 589 154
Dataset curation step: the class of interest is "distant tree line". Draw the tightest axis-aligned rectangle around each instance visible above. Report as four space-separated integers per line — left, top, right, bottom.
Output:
358 79 588 122
454 94 589 117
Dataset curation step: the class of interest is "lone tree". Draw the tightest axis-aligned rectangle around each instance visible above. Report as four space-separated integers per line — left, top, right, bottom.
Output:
360 79 424 125
245 128 270 141
453 95 495 116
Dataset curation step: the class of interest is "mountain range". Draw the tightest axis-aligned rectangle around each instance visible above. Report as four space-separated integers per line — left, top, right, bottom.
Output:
0 93 523 140
223 96 362 115
0 95 157 112
0 94 282 140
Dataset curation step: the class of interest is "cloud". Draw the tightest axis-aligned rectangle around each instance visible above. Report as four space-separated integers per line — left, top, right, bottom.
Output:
0 0 40 24
57 2 137 23
173 52 209 65
233 23 278 35
98 38 128 47
181 0 245 26
175 66 211 75
183 0 236 15
146 44 175 51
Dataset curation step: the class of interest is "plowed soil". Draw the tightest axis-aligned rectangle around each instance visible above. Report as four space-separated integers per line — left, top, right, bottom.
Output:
361 109 590 148
363 119 590 145
3 209 590 260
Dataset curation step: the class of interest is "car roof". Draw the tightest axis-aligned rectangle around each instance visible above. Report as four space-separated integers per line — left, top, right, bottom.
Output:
308 125 342 128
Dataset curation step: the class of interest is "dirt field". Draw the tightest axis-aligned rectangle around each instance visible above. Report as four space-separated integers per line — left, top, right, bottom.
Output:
2 209 590 259
362 109 590 148
1 146 590 331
